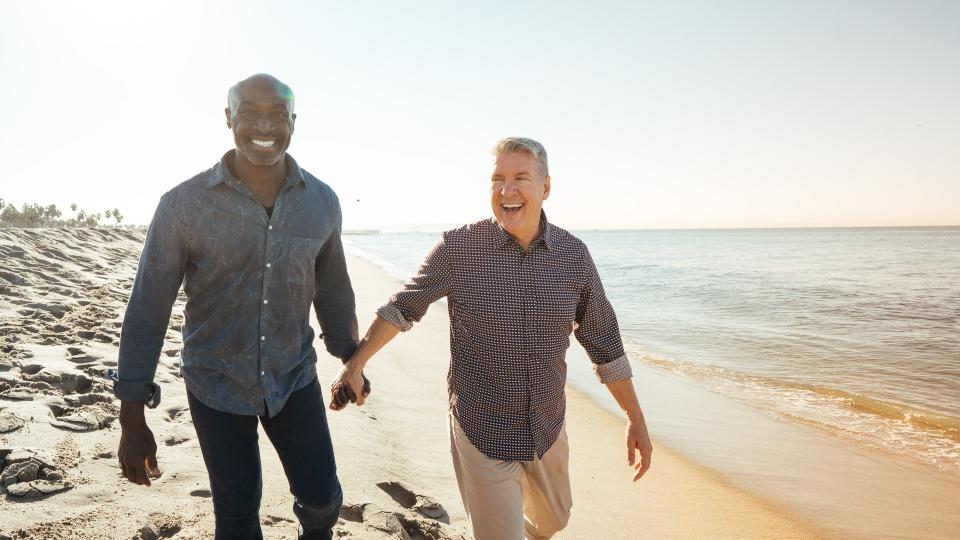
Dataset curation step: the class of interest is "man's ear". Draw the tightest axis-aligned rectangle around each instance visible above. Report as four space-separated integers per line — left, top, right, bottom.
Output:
224 107 232 128
543 175 551 200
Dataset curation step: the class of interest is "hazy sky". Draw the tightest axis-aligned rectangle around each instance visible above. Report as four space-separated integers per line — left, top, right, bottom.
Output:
1 0 957 229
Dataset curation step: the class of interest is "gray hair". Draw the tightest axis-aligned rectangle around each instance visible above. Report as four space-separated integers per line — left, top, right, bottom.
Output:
492 137 549 177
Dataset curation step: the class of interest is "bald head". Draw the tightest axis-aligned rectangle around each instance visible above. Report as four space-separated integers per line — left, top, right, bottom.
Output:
224 74 297 167
227 73 295 115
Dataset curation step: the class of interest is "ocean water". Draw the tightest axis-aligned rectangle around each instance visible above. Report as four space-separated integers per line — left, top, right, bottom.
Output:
344 226 960 475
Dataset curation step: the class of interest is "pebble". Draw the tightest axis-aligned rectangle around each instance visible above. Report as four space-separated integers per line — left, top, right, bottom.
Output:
0 412 25 433
6 479 70 498
1 460 40 486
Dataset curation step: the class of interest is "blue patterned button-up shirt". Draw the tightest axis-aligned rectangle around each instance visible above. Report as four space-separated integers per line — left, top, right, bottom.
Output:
115 151 359 417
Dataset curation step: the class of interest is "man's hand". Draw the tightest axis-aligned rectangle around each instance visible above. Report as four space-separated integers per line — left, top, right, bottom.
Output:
626 414 653 481
602 377 652 481
118 401 160 486
329 361 370 411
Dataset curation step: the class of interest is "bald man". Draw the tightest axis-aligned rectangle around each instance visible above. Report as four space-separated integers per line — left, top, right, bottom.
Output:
114 74 368 540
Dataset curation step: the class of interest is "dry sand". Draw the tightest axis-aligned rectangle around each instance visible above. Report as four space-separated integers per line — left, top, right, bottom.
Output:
0 228 820 539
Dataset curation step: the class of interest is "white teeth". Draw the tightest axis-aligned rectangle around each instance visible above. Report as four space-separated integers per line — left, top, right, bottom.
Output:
502 203 523 209
252 139 275 148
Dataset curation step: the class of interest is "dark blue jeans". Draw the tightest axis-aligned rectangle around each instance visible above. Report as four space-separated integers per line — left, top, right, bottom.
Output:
187 377 342 540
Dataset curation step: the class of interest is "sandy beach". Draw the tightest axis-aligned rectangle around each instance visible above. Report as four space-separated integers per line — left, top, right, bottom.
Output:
0 228 840 538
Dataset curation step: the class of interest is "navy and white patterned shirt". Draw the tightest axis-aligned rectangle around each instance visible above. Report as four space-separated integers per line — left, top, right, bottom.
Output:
377 213 632 461
115 151 359 417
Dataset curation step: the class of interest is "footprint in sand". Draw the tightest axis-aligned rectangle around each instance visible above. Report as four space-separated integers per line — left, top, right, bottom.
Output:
20 364 44 376
163 434 192 446
190 488 212 498
65 346 98 362
361 509 453 540
133 513 183 540
339 488 461 539
24 367 94 394
165 406 189 422
48 398 117 432
376 481 449 523
91 443 115 460
261 515 295 526
339 503 368 523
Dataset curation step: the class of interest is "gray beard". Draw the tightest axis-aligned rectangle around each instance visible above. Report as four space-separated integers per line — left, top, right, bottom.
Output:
237 144 285 167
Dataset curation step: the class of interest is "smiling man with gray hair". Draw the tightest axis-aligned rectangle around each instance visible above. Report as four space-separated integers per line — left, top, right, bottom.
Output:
331 136 652 539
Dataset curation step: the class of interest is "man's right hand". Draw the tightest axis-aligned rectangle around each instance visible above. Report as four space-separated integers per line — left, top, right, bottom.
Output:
118 401 160 486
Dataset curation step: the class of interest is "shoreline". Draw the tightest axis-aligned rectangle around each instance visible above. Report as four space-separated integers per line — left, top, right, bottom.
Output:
347 249 960 539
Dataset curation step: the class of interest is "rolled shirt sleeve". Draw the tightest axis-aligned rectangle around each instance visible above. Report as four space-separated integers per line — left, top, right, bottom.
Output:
376 234 452 331
115 192 188 406
574 248 633 383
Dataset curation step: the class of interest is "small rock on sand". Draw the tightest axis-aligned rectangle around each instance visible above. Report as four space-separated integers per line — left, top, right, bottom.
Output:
137 524 161 540
50 405 114 432
1 459 40 486
6 479 70 498
0 390 35 401
0 411 25 433
4 448 56 469
416 498 449 521
134 513 183 540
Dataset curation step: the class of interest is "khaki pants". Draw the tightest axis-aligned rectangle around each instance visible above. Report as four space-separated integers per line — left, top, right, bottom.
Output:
449 412 573 540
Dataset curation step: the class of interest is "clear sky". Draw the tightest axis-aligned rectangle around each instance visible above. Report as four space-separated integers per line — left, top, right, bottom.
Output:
1 0 957 229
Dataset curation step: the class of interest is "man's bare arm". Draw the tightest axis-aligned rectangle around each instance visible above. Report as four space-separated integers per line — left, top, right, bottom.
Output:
329 316 401 410
604 377 653 481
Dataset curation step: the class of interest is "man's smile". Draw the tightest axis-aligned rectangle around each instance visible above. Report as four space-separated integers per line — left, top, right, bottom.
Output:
501 203 523 213
252 139 276 148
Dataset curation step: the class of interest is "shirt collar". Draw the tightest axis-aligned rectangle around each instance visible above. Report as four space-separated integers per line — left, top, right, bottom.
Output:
207 150 306 190
491 210 554 252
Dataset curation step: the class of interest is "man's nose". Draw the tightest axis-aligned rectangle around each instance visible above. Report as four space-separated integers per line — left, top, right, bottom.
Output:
254 116 274 132
500 180 517 195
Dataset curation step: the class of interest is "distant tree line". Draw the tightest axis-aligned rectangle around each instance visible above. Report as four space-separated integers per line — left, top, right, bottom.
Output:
0 199 126 228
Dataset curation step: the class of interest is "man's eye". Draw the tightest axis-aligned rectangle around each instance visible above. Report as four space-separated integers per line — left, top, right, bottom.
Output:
272 113 288 120
240 111 255 118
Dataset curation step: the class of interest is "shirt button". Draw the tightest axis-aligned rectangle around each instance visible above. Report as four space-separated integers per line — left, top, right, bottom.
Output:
266 263 272 268
268 225 273 230
260 336 266 341
263 299 269 304
260 371 265 376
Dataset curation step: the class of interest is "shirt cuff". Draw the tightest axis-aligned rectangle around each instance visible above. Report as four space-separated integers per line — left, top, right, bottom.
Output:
112 379 162 409
593 354 633 384
376 303 414 332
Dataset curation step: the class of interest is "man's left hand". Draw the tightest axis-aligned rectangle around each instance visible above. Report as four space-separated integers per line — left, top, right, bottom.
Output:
626 415 653 481
329 362 370 410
